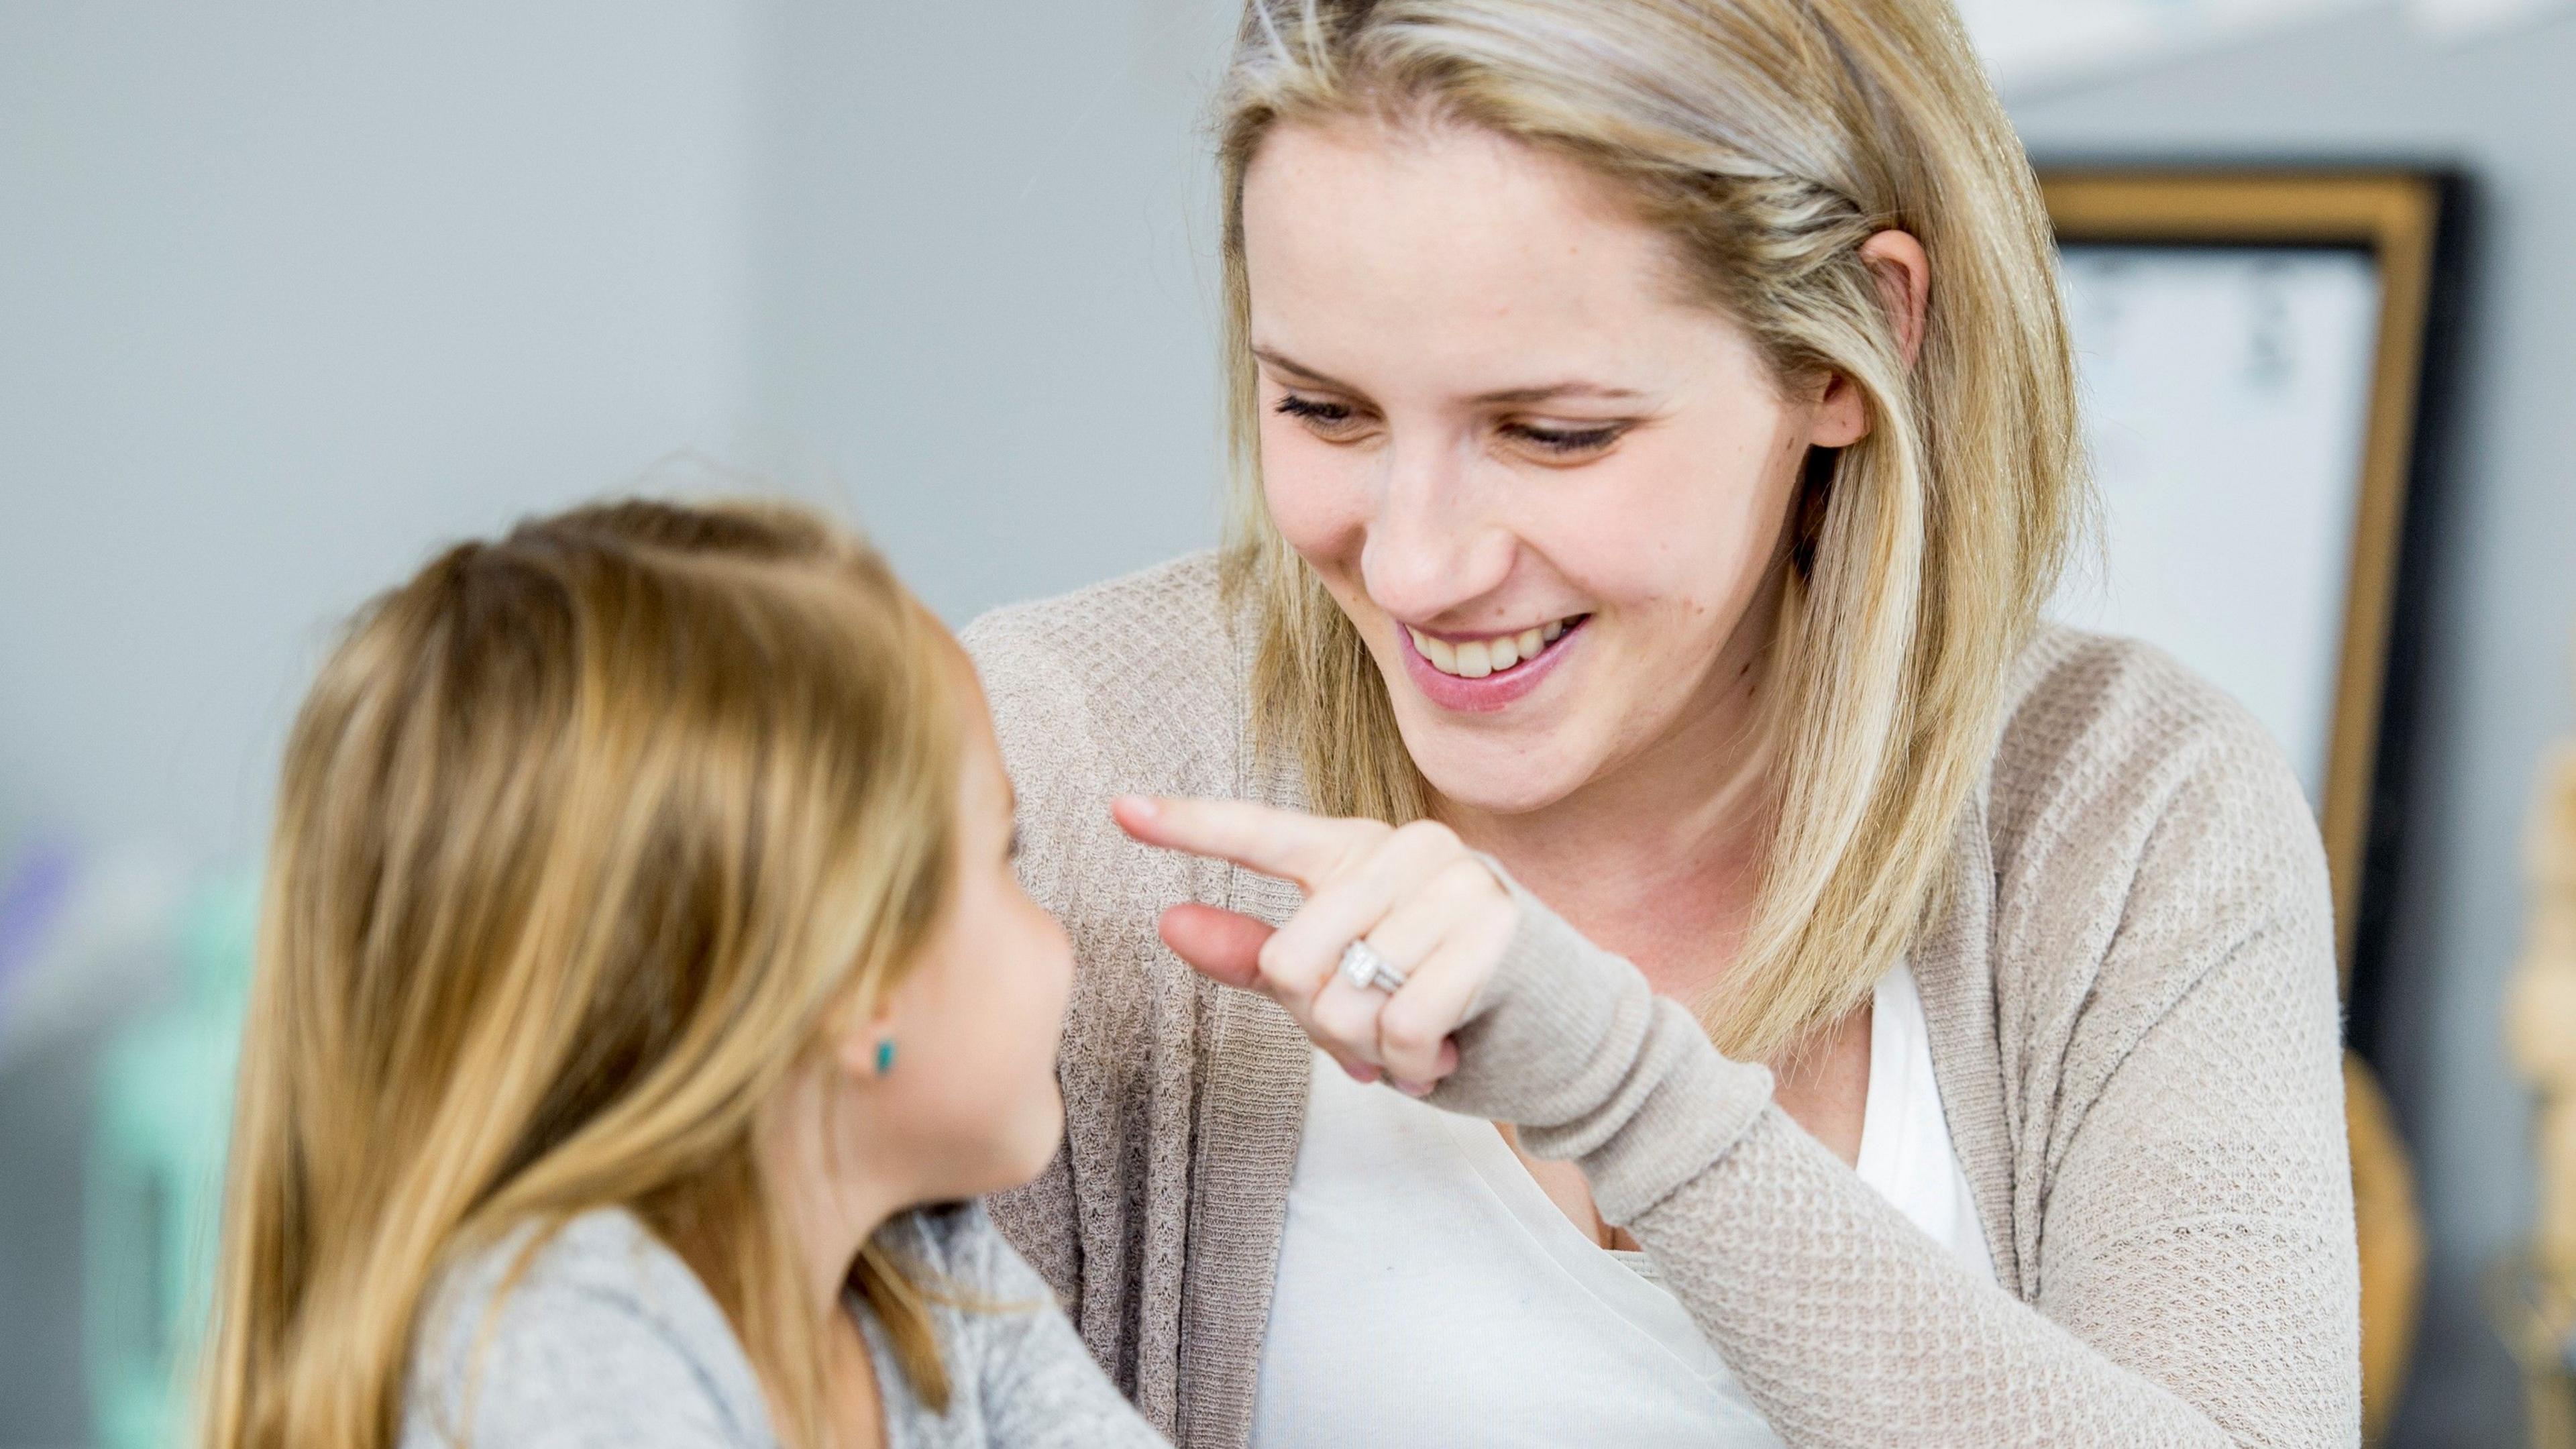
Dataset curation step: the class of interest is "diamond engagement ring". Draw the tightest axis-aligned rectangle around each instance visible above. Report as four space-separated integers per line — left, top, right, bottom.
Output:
1336 939 1407 994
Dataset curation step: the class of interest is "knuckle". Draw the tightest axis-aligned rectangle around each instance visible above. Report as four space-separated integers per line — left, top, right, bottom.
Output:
1436 857 1497 902
1379 1009 1430 1057
1333 820 1395 875
1393 819 1462 857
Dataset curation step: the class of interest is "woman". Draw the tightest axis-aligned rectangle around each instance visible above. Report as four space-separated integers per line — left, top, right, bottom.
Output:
198 501 1165 1448
964 1 2358 1446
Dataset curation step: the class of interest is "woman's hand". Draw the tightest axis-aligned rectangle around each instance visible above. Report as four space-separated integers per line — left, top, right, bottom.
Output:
1111 796 1518 1095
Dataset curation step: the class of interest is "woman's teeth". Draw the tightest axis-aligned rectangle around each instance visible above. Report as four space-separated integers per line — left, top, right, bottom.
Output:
1407 618 1574 679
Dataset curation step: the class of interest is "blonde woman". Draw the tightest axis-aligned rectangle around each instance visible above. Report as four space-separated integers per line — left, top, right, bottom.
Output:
197 501 1169 1448
965 1 2359 1445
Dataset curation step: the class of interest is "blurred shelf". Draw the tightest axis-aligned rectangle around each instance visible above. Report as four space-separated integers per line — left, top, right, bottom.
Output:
2489 1248 2576 1449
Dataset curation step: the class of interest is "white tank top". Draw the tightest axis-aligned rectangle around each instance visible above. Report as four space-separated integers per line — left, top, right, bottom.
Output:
1247 961 1992 1448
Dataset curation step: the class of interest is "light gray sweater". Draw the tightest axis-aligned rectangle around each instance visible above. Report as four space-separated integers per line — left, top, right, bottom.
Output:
400 1202 1165 1448
963 552 2362 1448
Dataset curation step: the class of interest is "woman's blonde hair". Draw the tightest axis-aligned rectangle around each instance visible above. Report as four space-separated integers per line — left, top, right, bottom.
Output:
1217 0 2082 1058
198 498 966 1449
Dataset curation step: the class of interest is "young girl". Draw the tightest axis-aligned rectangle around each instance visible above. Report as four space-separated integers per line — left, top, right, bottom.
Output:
195 499 1167 1448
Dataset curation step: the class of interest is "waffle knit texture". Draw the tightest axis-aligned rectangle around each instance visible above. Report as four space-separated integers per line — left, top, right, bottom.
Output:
399 1202 1165 1448
963 552 2360 1449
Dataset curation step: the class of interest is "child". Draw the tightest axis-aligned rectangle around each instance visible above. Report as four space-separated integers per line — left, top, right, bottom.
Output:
195 499 1165 1448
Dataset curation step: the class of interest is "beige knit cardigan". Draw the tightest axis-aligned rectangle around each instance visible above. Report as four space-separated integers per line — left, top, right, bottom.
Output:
962 553 2361 1449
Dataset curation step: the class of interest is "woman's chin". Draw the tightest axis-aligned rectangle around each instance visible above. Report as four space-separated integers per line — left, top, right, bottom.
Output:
1409 745 1593 819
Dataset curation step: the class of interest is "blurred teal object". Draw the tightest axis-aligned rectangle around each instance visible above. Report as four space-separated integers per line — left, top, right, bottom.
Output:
84 872 256 1449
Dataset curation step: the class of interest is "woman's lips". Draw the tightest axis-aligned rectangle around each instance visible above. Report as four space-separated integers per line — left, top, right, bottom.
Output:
1395 616 1588 714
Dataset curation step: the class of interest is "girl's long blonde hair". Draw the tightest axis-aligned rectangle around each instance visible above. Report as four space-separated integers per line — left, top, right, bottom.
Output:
199 498 965 1449
1217 0 2083 1059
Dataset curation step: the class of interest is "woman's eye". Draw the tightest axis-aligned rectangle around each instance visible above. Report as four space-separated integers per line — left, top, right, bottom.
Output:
1274 394 1364 435
1504 421 1625 456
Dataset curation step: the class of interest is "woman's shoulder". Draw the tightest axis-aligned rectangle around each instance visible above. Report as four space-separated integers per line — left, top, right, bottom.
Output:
960 551 1249 837
1988 623 2319 865
402 1208 773 1448
1979 623 2334 1051
961 550 1240 737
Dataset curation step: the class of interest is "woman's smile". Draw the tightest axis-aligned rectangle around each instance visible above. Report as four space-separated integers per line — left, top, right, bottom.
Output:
1395 612 1591 712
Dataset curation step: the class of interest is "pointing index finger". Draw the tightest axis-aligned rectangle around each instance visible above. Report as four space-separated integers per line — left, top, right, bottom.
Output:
1113 795 1374 892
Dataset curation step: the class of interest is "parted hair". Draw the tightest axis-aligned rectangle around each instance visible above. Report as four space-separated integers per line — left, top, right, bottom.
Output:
1216 0 2083 1059
198 498 965 1449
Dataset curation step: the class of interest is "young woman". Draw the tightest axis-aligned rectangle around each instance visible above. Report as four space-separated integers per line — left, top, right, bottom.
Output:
966 1 2359 1445
197 500 1168 1448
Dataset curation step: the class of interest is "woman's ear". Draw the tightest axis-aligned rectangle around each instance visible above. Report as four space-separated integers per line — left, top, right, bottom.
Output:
1862 229 1931 369
1807 229 1933 449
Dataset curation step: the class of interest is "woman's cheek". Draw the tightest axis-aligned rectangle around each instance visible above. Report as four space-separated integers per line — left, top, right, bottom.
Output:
1260 434 1371 564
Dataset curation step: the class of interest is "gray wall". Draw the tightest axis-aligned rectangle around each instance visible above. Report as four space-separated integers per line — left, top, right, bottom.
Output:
0 3 761 867
2011 11 2576 1445
0 3 1234 1438
0 0 1238 873
751 0 1236 625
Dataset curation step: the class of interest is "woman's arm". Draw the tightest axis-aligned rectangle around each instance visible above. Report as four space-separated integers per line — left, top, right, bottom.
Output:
1120 757 2359 1447
1435 873 2355 1448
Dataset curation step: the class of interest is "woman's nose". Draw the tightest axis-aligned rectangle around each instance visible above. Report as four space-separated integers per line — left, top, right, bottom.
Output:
1360 440 1514 623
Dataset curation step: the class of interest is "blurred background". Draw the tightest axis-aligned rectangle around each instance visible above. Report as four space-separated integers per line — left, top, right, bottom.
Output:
5 3 2575 1444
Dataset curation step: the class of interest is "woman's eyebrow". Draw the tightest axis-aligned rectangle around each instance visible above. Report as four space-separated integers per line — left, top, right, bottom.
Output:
1252 346 1646 407
1250 346 1355 390
1468 381 1650 405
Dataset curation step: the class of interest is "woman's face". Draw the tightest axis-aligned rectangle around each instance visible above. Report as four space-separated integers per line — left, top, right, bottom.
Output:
1240 118 1868 816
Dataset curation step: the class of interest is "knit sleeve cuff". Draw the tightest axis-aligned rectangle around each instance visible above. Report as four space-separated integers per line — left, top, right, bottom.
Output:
1424 863 1776 1226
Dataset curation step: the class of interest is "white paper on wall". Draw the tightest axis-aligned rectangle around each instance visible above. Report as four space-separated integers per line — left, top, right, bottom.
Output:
2408 0 2573 38
2049 246 2385 806
1957 0 2373 89
1960 0 2571 89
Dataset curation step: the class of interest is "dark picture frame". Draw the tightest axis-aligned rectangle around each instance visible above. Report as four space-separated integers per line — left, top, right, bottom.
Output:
2037 166 2466 1008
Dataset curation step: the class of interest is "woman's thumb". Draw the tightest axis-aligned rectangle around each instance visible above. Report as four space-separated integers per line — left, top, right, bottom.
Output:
1157 902 1273 990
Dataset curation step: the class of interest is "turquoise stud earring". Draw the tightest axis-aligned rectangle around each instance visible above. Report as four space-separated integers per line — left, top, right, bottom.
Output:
873 1038 897 1076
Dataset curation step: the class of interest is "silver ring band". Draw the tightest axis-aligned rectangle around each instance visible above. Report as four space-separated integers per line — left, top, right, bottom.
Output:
1337 939 1408 994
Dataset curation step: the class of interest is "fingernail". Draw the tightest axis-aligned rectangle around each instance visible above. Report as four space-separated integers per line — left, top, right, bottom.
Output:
1393 1078 1432 1098
1340 1059 1380 1084
1118 795 1159 820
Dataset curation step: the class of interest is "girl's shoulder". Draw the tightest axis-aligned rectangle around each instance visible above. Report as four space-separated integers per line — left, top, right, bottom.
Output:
869 1203 1168 1448
878 1199 1058 1306
402 1208 775 1448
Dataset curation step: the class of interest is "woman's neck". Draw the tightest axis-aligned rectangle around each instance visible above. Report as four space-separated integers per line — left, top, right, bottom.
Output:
1437 613 1778 1004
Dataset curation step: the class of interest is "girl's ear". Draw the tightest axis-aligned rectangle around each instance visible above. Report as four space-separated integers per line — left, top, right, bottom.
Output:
831 992 904 1082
